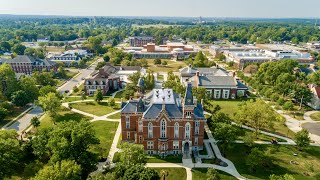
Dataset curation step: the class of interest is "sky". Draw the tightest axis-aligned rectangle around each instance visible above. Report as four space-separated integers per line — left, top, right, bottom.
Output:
0 0 320 18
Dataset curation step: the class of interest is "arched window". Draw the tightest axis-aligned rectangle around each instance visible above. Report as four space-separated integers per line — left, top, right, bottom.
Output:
185 122 190 139
195 121 200 135
174 122 179 138
160 119 166 138
148 122 153 138
138 118 143 132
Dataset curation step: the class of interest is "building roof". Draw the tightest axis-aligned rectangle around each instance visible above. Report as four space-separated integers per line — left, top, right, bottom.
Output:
180 66 228 77
191 75 237 87
122 87 205 120
0 55 55 66
184 83 194 105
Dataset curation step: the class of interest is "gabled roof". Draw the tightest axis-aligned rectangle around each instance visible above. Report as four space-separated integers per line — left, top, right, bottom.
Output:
191 75 237 87
180 66 228 77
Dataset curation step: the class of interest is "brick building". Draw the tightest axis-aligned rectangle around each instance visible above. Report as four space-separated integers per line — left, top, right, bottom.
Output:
0 55 56 75
180 65 248 99
129 36 155 47
120 83 206 157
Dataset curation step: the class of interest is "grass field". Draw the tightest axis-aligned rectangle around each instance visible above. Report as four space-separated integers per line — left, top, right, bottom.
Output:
106 112 121 119
192 168 237 180
222 143 320 179
146 155 182 163
90 121 118 159
310 112 320 121
207 99 296 139
70 101 120 116
36 107 91 131
207 99 244 118
146 59 186 72
151 168 186 180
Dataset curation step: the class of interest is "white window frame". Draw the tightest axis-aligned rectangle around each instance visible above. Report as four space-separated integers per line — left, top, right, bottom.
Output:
222 89 230 99
186 111 192 118
173 141 179 149
148 122 153 138
174 122 179 138
138 118 143 132
160 119 167 138
214 90 221 99
185 122 191 139
195 137 198 145
147 141 154 149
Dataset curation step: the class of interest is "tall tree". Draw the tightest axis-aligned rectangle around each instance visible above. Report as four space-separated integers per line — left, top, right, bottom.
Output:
0 130 23 179
120 143 146 166
38 92 61 122
294 129 310 150
235 99 277 136
0 64 19 99
12 44 26 55
33 160 82 180
94 89 103 104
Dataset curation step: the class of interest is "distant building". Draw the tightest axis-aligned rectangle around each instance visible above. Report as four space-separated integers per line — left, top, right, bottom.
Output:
121 83 206 156
48 49 92 65
225 51 274 69
125 42 198 59
0 55 56 75
180 65 248 99
37 36 50 43
129 36 155 47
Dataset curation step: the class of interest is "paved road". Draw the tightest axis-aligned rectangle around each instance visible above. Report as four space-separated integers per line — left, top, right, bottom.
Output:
3 106 43 133
58 59 100 94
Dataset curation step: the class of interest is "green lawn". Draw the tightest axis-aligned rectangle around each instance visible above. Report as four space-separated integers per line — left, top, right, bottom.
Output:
37 107 92 131
207 99 245 117
107 112 121 119
234 125 286 142
146 59 187 72
152 168 186 180
222 143 320 179
70 101 120 116
63 96 95 102
114 90 125 99
310 112 320 121
90 121 118 159
146 155 182 163
192 168 237 180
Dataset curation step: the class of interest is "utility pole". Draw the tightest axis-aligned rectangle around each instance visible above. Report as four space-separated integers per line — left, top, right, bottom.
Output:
299 95 304 110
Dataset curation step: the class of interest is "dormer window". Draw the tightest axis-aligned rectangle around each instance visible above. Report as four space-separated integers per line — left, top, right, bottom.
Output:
185 111 192 118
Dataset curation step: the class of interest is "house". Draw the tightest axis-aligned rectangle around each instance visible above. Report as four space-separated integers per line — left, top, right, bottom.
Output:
0 55 56 75
120 83 206 156
37 36 50 43
84 63 145 95
180 65 248 99
308 84 320 110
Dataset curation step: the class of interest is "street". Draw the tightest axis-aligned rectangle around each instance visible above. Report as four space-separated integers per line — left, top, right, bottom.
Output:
58 59 100 94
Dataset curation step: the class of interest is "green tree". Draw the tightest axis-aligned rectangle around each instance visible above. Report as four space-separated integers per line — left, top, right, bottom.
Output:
81 91 87 101
31 116 40 129
154 58 161 65
38 92 61 122
0 64 19 99
32 71 57 86
0 41 11 52
11 90 29 107
269 174 295 180
308 71 320 85
39 85 58 97
246 148 271 172
12 43 26 55
33 160 82 180
120 142 146 166
243 132 255 148
283 101 294 111
235 99 277 136
86 36 102 55
193 51 206 67
206 168 220 180
128 71 141 85
0 130 23 179
19 76 39 102
294 129 310 150
161 60 168 66
73 86 79 94
47 120 99 178
109 98 115 107
193 87 209 101
103 54 110 62
94 89 103 104
0 106 8 121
